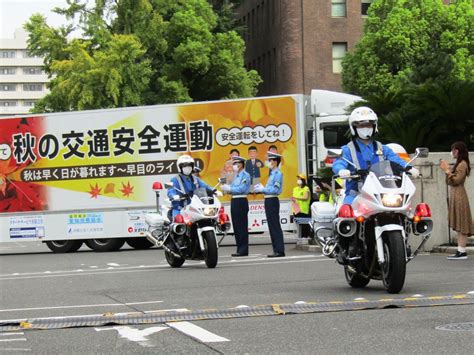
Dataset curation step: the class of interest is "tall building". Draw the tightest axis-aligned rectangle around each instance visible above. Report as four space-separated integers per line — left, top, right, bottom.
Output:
237 0 453 96
0 28 49 117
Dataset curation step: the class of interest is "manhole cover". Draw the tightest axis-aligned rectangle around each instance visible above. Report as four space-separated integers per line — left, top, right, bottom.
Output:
436 322 474 331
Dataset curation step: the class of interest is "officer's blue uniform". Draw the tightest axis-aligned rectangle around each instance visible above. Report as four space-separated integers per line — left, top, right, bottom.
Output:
229 167 251 255
262 166 285 254
167 174 214 218
332 139 409 205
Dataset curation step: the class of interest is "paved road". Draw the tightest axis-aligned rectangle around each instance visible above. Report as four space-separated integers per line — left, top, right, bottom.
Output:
0 241 473 354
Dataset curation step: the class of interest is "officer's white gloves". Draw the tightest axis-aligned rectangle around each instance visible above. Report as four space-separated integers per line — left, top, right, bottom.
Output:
338 169 351 178
220 184 231 193
172 194 180 201
407 167 420 178
214 190 223 197
253 183 264 193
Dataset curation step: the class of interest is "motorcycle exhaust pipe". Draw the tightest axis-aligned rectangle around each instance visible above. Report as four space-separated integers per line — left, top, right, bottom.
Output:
335 219 357 237
146 231 159 245
171 223 187 236
161 243 182 259
413 219 433 235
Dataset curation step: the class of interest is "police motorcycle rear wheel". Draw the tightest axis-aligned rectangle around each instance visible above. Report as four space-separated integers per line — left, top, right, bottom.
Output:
203 230 218 268
381 231 406 294
344 264 370 288
165 249 185 268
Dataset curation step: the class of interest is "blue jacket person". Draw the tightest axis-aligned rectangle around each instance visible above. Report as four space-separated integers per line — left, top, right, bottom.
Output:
167 155 215 219
254 152 285 257
221 156 251 257
332 107 419 205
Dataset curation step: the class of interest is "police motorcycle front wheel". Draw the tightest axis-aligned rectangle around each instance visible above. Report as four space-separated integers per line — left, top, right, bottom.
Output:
203 230 218 268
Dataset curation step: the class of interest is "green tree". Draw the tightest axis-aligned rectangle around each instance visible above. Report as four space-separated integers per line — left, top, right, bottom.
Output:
342 0 474 150
25 0 260 112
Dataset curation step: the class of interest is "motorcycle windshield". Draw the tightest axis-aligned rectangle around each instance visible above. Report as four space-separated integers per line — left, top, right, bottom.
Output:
369 161 404 188
194 188 214 204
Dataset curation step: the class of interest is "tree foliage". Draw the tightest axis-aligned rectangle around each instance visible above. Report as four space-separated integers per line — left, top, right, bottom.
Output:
25 0 260 112
342 0 474 151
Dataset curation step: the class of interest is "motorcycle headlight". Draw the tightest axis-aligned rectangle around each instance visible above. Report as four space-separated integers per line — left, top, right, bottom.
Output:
381 193 403 207
202 207 218 217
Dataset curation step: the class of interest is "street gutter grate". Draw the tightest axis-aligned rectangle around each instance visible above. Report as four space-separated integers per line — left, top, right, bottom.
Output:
1 294 472 332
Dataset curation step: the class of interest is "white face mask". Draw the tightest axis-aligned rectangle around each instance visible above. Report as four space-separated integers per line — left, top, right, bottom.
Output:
356 127 374 140
182 166 193 176
450 151 456 159
297 179 303 186
232 164 239 172
265 160 272 168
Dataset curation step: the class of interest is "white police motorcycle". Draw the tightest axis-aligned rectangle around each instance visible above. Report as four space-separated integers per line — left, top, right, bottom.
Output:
312 148 432 293
144 181 230 268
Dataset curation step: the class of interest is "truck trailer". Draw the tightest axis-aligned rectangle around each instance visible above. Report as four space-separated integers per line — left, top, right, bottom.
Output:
0 90 361 252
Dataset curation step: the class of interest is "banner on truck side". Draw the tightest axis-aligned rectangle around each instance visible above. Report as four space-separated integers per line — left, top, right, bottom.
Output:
0 96 299 213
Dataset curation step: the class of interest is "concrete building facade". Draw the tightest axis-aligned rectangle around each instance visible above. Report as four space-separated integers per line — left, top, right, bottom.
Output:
237 0 454 96
0 28 49 116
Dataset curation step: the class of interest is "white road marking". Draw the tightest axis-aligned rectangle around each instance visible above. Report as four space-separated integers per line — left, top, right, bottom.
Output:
0 256 325 281
95 326 167 347
0 339 27 342
0 349 31 352
107 263 121 267
0 300 163 313
0 333 24 336
167 321 230 342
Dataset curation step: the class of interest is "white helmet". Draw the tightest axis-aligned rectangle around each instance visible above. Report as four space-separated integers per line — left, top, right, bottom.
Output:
176 154 194 175
348 106 378 137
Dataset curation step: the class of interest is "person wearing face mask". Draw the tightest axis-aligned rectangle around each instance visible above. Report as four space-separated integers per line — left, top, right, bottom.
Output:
332 107 419 205
254 152 285 257
291 173 311 239
168 154 216 219
221 156 251 256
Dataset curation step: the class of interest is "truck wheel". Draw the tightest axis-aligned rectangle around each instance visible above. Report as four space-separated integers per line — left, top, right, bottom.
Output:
165 250 185 268
203 230 218 268
126 238 154 250
344 265 370 288
382 231 406 294
45 240 83 253
85 238 125 252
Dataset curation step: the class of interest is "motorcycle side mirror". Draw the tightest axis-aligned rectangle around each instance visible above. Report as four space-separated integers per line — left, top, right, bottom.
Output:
164 182 174 189
415 147 429 158
218 177 226 184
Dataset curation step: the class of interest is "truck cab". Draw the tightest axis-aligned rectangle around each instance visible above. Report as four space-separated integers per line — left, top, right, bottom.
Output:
305 90 362 178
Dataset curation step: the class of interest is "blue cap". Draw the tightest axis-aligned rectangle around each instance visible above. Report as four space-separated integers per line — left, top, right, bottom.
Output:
232 156 246 164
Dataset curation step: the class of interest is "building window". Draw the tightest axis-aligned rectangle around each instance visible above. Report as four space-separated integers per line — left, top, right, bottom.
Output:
0 84 16 91
0 100 17 107
23 51 40 58
0 51 16 58
23 84 43 91
0 68 16 75
23 67 44 75
361 0 373 16
332 43 347 74
23 100 37 107
332 0 346 17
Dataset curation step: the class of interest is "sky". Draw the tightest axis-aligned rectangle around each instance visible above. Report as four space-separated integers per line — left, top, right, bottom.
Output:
0 0 74 38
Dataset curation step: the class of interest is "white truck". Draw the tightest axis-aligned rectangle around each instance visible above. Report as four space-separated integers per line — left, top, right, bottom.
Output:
0 90 360 252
